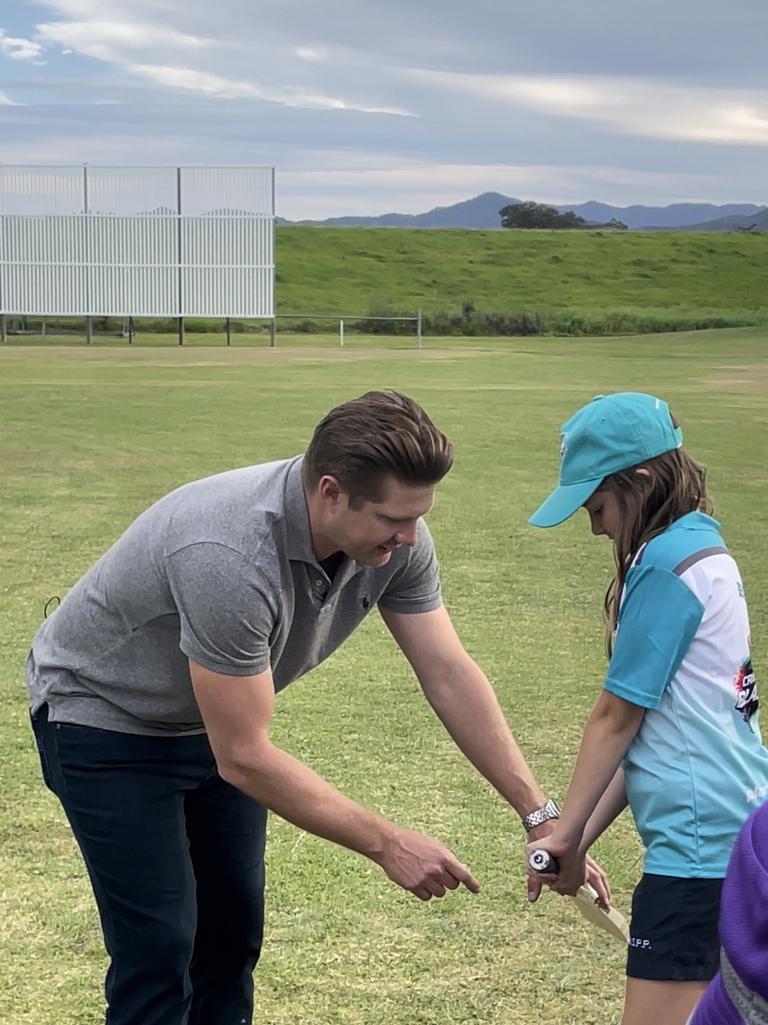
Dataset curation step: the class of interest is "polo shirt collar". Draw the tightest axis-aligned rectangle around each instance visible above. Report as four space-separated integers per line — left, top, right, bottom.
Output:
283 457 366 589
667 510 720 532
284 456 320 565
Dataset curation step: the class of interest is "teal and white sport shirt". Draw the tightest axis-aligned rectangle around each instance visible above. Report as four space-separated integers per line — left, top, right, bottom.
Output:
604 511 768 877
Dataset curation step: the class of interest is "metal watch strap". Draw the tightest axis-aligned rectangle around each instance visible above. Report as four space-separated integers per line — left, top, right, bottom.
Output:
522 798 561 832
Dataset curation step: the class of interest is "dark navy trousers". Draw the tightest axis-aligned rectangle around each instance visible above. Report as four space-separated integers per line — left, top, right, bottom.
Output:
31 704 267 1025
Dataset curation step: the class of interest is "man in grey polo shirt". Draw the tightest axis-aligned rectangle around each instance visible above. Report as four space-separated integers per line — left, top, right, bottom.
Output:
28 390 600 1025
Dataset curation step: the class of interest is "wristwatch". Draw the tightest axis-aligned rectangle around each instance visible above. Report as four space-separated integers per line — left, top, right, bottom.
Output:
522 798 561 832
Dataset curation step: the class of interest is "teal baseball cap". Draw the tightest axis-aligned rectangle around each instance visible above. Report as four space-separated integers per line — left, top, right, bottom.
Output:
529 392 683 528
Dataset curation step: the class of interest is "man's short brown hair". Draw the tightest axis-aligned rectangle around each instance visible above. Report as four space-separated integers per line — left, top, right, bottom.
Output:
304 391 454 502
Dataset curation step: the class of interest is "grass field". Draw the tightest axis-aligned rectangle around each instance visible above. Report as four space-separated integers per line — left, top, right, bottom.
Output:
2 328 767 1024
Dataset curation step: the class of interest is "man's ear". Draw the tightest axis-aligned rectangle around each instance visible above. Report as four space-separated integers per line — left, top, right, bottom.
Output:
317 475 344 505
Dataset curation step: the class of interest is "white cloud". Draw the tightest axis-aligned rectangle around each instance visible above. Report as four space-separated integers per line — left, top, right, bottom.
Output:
33 10 413 116
295 46 326 61
0 90 19 105
128 64 264 99
0 29 43 60
36 18 206 61
129 62 415 115
411 70 768 146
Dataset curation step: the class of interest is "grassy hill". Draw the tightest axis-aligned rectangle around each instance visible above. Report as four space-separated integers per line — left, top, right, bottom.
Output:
276 226 768 335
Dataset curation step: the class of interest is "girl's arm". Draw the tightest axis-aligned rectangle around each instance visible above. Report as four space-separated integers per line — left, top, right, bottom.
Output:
582 768 628 849
526 691 644 895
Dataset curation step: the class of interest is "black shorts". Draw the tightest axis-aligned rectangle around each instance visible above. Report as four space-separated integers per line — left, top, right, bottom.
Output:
626 874 723 981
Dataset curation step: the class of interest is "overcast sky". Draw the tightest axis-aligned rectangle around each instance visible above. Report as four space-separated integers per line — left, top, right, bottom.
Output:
1 0 767 219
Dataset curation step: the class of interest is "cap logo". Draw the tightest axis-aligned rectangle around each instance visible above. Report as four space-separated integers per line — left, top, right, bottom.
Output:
559 432 568 460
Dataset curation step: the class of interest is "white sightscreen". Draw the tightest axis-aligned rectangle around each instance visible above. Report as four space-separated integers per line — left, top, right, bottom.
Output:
0 166 275 318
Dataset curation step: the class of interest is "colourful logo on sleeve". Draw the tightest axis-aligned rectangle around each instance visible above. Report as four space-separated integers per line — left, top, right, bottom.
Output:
733 657 758 724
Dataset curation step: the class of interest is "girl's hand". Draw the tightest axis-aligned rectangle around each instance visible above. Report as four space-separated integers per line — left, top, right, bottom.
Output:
585 853 611 908
525 830 586 900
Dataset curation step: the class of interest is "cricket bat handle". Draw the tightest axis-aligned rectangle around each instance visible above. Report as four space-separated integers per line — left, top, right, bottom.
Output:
528 849 560 874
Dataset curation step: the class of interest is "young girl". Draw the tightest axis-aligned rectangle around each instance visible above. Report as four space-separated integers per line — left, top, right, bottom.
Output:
526 392 768 1025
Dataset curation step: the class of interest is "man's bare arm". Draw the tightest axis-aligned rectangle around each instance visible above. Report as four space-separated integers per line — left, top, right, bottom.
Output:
380 605 548 819
380 605 612 906
189 659 479 900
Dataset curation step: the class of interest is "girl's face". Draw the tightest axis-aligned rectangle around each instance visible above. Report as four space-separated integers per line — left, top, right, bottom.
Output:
583 488 622 540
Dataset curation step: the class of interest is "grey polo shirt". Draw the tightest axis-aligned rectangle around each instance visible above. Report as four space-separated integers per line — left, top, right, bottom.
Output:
27 456 442 736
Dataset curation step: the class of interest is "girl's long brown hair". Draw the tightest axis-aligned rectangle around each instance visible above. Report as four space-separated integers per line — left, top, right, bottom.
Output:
601 446 712 655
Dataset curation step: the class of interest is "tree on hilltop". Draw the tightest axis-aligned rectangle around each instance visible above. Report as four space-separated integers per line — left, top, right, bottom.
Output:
499 201 588 229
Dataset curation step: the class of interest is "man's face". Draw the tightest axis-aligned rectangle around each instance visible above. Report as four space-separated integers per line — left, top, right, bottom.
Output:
328 477 435 566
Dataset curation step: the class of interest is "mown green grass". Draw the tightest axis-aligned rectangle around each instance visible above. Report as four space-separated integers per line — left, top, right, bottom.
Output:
2 328 767 1024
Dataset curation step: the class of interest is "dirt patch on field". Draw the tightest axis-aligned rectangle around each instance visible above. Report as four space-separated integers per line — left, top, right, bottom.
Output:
704 365 768 392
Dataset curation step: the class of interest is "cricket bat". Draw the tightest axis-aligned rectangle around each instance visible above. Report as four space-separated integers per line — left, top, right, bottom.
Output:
528 849 630 944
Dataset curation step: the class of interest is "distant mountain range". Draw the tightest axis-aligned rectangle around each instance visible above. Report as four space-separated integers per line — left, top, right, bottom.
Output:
276 192 767 231
662 206 768 232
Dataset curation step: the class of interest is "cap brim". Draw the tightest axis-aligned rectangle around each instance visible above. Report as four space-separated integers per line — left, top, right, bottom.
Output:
528 478 602 528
